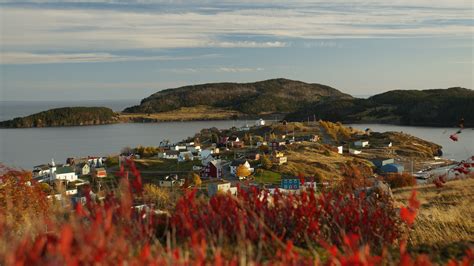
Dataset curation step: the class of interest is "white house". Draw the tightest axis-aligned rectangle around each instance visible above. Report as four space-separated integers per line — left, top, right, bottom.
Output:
337 146 343 154
207 180 237 196
354 140 369 148
349 148 362 155
178 151 194 162
159 175 185 188
158 150 179 159
186 145 201 153
174 145 187 151
53 166 78 182
33 164 51 178
256 118 265 126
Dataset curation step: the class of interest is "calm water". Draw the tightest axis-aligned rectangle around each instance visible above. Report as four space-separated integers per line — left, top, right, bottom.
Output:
0 121 248 169
0 101 472 169
348 124 474 162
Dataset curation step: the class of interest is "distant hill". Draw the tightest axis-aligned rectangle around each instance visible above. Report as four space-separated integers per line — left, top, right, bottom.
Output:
0 107 118 128
285 87 474 127
123 78 352 114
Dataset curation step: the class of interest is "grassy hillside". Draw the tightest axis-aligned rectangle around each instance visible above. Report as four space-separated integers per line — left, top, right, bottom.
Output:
123 78 352 114
0 107 118 128
285 87 474 127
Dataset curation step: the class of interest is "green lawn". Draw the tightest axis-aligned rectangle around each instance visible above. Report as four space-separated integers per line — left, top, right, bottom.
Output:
254 170 281 184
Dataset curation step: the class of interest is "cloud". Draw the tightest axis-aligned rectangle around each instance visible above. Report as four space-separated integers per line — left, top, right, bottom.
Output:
216 67 264 72
0 52 221 64
0 1 472 63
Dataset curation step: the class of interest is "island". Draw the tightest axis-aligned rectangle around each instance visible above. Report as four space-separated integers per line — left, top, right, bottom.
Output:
1 79 472 128
0 107 118 128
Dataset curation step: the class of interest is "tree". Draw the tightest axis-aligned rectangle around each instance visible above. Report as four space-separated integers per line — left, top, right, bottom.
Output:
211 133 219 144
143 184 171 209
236 164 251 179
260 154 273 170
192 173 202 187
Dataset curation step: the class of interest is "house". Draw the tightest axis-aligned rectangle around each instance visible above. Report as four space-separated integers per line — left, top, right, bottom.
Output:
349 148 362 155
178 151 194 162
53 166 78 182
174 145 187 151
380 163 404 174
186 145 201 153
371 158 395 169
66 157 75 166
159 140 172 148
87 157 104 168
281 177 300 190
201 154 219 166
256 141 268 147
228 136 244 148
270 140 286 150
201 160 223 179
76 162 90 176
246 152 260 161
230 160 254 177
33 164 51 177
207 180 237 196
354 140 369 148
159 175 185 188
272 151 285 158
255 118 265 126
92 167 107 179
273 156 288 165
158 150 179 159
337 146 343 154
199 148 219 160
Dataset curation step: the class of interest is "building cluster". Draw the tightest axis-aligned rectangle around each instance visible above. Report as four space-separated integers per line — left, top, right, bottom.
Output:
33 156 108 184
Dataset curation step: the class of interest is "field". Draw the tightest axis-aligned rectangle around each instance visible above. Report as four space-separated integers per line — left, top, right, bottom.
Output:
393 178 474 261
119 105 242 122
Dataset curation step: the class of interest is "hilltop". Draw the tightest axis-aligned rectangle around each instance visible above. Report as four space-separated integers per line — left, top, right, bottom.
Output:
0 107 118 128
123 78 352 115
285 87 474 127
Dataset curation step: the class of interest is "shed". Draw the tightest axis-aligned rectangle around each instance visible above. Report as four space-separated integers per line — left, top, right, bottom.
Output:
371 158 395 168
380 163 404 174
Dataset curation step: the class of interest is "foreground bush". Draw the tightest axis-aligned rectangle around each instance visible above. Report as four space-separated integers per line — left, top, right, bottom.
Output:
385 173 417 189
0 163 472 265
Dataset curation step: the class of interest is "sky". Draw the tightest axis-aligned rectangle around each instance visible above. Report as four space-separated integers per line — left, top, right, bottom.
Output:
0 0 472 101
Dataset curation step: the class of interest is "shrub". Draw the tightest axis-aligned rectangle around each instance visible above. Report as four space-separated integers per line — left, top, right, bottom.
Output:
385 173 417 189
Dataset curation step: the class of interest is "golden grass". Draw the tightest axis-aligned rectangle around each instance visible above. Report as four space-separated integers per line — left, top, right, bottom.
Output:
119 105 242 122
278 143 352 180
393 178 474 248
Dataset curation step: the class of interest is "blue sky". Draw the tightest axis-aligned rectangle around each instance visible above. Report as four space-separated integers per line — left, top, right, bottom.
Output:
0 0 472 101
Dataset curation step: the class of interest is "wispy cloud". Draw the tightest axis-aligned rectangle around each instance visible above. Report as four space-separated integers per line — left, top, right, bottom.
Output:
216 67 264 72
0 1 472 64
0 52 221 64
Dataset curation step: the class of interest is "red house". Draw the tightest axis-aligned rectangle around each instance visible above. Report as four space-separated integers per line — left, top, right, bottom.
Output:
201 160 222 179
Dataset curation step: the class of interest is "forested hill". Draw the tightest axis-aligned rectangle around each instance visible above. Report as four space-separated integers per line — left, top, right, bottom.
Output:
123 78 352 114
285 87 474 127
0 107 118 128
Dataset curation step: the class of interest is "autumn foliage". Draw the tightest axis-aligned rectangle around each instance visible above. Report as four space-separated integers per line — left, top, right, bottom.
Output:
0 163 472 265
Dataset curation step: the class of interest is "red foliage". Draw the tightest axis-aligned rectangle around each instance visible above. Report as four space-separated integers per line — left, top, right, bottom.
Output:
1 164 472 265
400 191 420 227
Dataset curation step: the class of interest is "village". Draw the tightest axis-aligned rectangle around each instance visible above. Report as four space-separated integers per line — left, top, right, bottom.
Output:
28 118 470 206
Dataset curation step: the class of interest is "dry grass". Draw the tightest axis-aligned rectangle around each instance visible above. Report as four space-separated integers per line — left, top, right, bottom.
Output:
120 105 242 122
393 178 474 250
278 143 353 180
